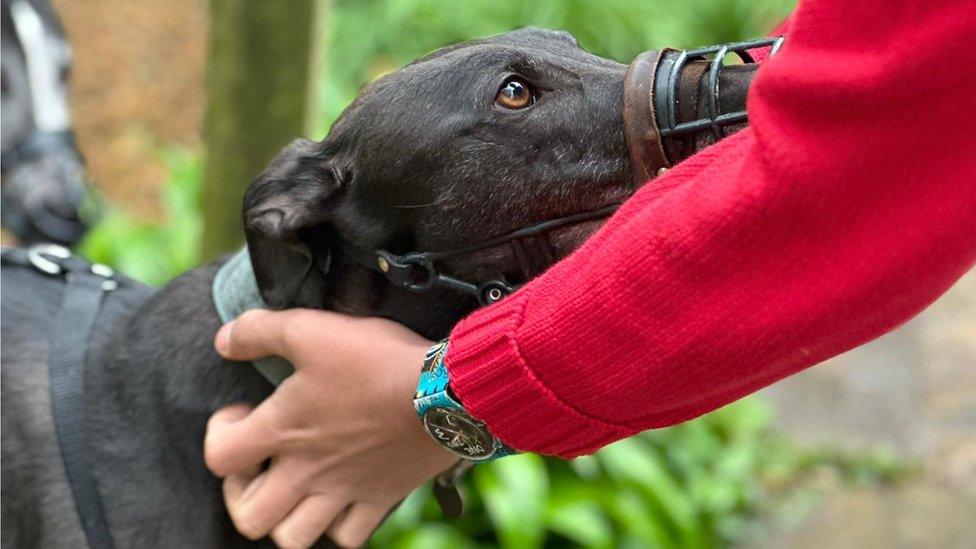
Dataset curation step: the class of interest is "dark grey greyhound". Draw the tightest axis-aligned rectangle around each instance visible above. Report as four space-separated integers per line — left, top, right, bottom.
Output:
1 28 762 548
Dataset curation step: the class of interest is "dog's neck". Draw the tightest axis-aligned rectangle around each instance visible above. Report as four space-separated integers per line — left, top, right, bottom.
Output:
210 249 479 385
212 249 296 384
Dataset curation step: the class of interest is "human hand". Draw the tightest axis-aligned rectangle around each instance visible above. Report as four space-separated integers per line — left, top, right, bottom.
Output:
204 309 458 548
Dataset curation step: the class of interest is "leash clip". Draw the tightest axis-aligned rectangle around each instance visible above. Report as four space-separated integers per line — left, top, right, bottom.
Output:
375 251 437 292
433 460 474 519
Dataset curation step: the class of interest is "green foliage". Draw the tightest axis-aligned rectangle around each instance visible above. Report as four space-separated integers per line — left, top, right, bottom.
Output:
78 148 203 286
790 445 913 487
313 0 795 136
371 399 794 549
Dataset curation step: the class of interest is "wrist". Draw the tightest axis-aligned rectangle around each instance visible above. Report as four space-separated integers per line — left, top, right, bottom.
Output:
413 339 518 462
386 339 458 471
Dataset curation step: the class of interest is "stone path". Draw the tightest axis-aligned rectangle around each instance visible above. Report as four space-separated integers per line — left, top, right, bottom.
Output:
758 269 976 548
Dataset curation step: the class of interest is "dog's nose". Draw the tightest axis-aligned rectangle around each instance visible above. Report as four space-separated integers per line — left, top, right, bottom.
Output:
3 150 93 244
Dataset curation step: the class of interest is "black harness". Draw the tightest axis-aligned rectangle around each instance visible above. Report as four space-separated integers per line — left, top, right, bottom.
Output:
1 244 118 549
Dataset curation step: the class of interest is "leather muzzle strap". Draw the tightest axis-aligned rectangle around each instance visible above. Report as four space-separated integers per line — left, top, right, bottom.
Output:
623 50 711 184
623 49 670 185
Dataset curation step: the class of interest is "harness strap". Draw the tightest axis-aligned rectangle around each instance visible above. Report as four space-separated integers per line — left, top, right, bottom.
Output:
50 269 116 549
3 245 117 549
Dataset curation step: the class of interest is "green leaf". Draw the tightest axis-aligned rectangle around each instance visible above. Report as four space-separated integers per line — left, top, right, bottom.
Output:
77 147 202 286
604 488 674 548
474 454 549 549
569 455 602 480
389 524 480 549
546 499 614 549
597 438 703 548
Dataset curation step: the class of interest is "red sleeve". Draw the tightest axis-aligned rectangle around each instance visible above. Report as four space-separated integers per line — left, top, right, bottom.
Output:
445 0 976 458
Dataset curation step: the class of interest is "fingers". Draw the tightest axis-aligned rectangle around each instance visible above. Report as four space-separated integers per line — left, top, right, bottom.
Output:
222 462 262 538
224 460 306 541
205 403 279 477
327 503 388 548
271 496 346 549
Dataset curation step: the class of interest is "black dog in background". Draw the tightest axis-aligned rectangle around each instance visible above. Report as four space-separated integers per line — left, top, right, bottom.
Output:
1 0 92 246
2 29 751 547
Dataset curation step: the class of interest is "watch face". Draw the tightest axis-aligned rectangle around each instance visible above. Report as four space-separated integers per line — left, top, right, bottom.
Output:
422 406 496 460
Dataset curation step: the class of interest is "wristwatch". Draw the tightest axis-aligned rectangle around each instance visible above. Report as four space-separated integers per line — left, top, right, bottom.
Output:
414 340 516 462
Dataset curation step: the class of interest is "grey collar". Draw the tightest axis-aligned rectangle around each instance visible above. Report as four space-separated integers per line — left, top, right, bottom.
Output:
212 248 293 385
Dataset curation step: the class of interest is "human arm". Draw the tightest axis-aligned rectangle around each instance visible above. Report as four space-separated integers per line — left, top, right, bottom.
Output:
204 0 976 544
445 0 976 457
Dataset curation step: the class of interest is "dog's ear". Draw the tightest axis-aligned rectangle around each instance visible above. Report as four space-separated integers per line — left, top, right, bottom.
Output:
242 138 348 309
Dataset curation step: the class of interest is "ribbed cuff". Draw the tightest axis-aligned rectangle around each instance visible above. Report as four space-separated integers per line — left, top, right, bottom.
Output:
445 289 631 458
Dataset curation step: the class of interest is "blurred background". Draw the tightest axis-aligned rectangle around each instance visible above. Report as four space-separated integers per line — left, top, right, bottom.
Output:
10 0 974 546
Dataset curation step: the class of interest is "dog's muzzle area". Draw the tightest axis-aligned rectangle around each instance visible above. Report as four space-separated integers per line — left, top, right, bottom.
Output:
624 36 784 184
1 130 91 245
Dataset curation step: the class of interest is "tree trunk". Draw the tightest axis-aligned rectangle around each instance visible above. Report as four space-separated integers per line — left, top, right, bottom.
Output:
200 0 316 260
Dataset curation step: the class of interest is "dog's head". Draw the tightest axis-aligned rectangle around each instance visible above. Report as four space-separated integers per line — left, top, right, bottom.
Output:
243 28 632 337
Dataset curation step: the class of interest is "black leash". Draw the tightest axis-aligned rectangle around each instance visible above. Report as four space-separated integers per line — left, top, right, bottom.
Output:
2 245 118 549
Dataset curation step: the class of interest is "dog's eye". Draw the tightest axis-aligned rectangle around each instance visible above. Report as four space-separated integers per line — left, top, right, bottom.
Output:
495 78 534 109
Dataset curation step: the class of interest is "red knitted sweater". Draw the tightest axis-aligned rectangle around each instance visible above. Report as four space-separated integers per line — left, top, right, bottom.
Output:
445 0 976 458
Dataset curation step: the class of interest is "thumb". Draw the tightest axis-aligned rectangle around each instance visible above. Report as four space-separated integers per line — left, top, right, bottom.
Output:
214 308 315 363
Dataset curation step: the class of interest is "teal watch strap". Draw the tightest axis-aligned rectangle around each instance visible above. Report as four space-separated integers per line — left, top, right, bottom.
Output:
414 340 517 462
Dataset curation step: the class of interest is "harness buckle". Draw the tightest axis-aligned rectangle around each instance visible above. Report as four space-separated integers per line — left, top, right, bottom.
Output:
91 263 118 291
26 243 118 290
27 243 71 275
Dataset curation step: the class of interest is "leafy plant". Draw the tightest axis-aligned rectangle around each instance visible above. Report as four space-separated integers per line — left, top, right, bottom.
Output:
373 403 910 549
370 399 793 549
78 148 203 286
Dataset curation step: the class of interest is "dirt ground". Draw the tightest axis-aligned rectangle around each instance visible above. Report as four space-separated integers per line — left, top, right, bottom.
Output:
52 0 208 220
759 269 976 548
